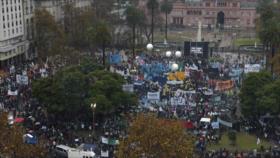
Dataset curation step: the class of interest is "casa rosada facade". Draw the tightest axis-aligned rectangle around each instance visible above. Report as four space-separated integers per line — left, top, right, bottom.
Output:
138 0 258 29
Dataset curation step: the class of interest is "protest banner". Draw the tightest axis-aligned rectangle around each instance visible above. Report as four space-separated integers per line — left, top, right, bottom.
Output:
16 74 29 85
170 97 186 106
122 84 134 93
147 92 160 100
211 122 220 129
101 150 109 157
8 90 18 96
244 64 261 73
215 80 234 91
168 72 185 81
217 118 233 128
166 80 183 85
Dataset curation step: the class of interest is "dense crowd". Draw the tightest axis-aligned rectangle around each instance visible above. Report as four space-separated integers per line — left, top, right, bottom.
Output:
0 51 280 158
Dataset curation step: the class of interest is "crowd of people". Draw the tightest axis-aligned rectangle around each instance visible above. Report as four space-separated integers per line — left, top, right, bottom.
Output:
0 49 280 158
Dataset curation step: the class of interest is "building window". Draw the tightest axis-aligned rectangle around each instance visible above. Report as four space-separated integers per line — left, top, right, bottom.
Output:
233 3 237 7
187 10 202 15
206 2 210 7
217 2 227 7
173 17 183 25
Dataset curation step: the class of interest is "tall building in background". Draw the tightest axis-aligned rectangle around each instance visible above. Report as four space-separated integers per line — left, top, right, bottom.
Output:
35 0 93 23
23 0 35 59
0 0 28 67
0 0 93 68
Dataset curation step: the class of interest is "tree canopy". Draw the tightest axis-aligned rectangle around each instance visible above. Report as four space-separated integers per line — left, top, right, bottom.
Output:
239 71 274 116
34 9 65 61
32 60 137 123
0 113 46 158
117 114 194 158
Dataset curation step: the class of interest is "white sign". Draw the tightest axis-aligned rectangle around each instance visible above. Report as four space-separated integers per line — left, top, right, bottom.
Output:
101 150 109 157
244 64 261 73
191 47 203 54
166 80 183 85
101 137 108 144
147 92 160 100
10 65 15 74
211 122 220 129
16 75 28 85
8 90 18 96
122 84 134 93
170 97 186 106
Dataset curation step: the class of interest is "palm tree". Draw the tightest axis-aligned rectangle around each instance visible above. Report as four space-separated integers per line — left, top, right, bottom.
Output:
147 0 159 44
126 6 145 57
160 0 173 42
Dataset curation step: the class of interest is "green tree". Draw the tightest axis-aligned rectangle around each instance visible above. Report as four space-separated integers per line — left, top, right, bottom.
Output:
147 0 159 44
32 61 136 123
34 9 65 61
126 6 145 57
256 80 280 114
117 114 194 158
63 4 97 53
160 0 173 41
239 71 273 117
93 21 112 66
257 1 280 73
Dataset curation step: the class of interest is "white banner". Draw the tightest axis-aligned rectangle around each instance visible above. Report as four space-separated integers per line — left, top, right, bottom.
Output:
217 118 232 128
166 80 183 85
101 150 109 157
171 97 186 106
8 90 18 96
244 64 261 73
147 92 160 100
191 47 203 54
122 84 134 93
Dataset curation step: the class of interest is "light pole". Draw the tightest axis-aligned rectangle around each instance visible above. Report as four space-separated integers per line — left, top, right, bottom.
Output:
90 103 97 131
146 43 153 52
165 50 182 71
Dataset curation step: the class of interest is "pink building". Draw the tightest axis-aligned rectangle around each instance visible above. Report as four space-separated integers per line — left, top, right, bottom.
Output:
170 0 258 28
138 0 258 29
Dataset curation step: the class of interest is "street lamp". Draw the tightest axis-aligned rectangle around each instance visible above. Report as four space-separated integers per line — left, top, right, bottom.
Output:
90 103 97 131
166 50 182 71
166 51 172 57
171 63 179 71
175 51 182 58
146 43 153 51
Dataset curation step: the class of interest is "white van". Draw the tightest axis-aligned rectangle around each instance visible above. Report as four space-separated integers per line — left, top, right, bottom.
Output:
54 145 96 158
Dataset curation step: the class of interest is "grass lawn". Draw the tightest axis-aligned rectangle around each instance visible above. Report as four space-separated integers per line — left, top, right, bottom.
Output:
208 132 273 151
233 38 260 47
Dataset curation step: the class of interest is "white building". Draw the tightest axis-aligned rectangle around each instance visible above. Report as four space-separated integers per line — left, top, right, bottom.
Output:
35 0 93 23
23 0 35 59
0 0 93 68
0 0 29 67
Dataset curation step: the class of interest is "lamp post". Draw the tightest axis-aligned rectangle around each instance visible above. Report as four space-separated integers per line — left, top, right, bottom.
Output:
146 43 153 52
166 50 182 71
90 103 97 131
